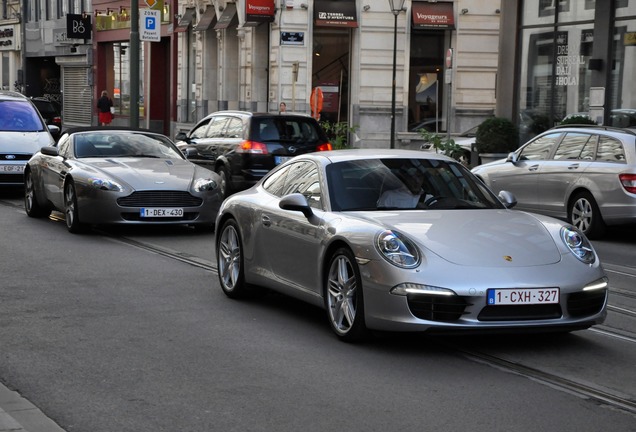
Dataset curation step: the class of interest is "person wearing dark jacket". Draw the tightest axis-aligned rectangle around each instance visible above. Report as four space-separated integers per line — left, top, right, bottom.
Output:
97 90 113 126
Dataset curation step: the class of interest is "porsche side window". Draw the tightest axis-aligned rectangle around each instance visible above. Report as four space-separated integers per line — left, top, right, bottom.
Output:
282 161 322 209
519 133 561 161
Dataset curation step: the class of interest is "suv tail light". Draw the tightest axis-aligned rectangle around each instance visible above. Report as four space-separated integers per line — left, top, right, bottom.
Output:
53 116 62 127
237 140 268 154
619 173 636 194
316 142 332 151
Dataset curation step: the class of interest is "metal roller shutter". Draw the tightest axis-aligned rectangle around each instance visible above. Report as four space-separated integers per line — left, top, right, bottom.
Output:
62 67 92 126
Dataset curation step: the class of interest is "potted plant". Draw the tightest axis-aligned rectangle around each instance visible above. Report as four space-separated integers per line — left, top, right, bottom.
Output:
475 117 519 164
320 121 359 149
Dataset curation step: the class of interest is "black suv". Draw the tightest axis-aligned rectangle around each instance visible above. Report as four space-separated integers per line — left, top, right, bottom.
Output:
175 111 332 198
31 97 62 139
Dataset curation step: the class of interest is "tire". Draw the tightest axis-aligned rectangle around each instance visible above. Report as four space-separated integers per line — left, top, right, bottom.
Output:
64 181 86 233
325 247 369 342
215 165 232 199
217 219 248 298
24 170 50 218
568 191 605 239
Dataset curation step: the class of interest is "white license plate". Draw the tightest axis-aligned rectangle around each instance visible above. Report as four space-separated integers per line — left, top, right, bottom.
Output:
0 164 25 173
487 288 559 305
274 156 292 165
140 208 184 217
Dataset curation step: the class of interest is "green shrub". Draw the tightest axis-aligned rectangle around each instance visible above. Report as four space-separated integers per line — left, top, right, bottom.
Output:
320 121 359 149
475 117 519 154
559 115 597 126
418 130 466 163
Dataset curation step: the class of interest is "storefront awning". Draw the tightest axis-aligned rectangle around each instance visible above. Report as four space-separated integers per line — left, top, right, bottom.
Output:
412 1 455 30
194 6 217 32
244 0 275 26
314 0 358 28
174 8 195 33
214 3 238 30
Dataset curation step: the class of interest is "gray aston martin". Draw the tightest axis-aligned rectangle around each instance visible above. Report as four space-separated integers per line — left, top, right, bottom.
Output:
24 127 223 233
215 149 608 342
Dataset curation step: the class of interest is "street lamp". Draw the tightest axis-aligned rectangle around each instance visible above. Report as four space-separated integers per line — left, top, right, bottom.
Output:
389 0 406 149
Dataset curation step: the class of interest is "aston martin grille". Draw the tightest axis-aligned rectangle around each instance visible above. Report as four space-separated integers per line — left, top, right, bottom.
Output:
117 191 203 207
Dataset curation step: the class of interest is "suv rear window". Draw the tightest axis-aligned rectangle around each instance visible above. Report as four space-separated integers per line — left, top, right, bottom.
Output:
253 118 322 143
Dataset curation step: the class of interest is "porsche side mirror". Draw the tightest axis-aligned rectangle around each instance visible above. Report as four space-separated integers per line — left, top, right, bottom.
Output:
280 193 313 218
498 190 517 209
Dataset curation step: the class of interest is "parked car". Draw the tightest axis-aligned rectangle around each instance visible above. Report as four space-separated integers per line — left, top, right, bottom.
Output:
31 97 62 134
472 125 636 239
24 127 223 233
0 91 59 187
215 149 607 342
175 111 332 198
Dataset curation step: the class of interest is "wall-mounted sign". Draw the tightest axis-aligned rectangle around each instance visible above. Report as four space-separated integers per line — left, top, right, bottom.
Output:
281 32 304 46
0 26 15 50
66 14 92 40
625 32 636 46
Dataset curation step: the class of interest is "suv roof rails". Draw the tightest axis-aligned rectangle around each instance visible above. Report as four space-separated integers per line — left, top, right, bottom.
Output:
550 124 636 136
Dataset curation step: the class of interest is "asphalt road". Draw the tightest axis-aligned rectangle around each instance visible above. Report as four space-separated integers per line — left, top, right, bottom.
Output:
1 190 635 432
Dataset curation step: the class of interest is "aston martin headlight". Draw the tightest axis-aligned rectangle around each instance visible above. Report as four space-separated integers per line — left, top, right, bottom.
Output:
193 178 218 192
376 230 420 268
560 226 595 264
88 177 123 191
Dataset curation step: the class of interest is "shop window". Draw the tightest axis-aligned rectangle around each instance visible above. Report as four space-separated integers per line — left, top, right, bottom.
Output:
408 31 444 133
311 30 350 123
112 42 145 118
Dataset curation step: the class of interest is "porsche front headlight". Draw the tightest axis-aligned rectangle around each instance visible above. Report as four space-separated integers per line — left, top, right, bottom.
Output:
560 226 595 264
376 230 420 268
193 178 218 192
88 177 123 192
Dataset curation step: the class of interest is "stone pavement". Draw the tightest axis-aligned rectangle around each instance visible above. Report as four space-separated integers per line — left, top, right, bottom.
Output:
0 382 65 432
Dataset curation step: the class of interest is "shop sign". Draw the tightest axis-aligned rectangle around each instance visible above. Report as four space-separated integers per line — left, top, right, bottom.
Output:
66 14 92 40
281 32 304 46
412 1 455 30
0 26 15 50
314 0 358 28
556 44 585 86
245 0 275 23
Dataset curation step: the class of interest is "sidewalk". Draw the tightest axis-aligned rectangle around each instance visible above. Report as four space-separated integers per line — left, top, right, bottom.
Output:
0 383 65 432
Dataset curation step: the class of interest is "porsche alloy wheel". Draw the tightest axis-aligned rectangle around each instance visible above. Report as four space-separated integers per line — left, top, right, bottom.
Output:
217 219 247 298
24 170 50 218
64 181 86 233
325 248 368 342
569 192 605 239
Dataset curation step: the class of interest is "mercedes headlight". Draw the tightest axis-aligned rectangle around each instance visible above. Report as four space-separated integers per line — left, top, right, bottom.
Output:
561 226 595 264
376 230 420 268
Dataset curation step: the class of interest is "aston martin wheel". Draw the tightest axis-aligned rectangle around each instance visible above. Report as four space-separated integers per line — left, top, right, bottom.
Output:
24 169 50 218
217 219 248 298
64 181 86 233
568 191 605 239
325 247 369 342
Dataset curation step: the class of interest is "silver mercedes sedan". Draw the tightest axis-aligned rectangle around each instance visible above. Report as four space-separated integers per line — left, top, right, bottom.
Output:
215 149 608 342
24 127 223 233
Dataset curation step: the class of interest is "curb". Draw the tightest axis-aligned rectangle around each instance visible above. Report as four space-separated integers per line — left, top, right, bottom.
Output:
0 383 66 432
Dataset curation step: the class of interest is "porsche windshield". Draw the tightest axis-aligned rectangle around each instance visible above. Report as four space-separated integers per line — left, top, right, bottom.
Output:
326 158 505 211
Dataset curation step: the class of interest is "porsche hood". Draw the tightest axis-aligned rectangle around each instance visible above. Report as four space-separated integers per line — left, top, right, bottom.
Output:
355 210 563 267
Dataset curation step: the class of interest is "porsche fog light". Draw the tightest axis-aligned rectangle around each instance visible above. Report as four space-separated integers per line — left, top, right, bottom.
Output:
88 177 122 191
560 226 595 264
376 230 420 268
194 178 218 192
391 283 456 296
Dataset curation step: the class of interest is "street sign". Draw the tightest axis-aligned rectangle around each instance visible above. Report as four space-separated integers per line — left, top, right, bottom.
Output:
140 9 160 42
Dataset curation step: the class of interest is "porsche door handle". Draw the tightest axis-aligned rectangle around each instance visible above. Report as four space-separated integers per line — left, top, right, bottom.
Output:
567 164 580 170
261 215 271 227
528 165 539 171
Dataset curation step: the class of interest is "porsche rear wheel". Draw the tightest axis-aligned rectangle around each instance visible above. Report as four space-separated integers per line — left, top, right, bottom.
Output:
64 181 86 233
325 248 369 342
217 219 248 298
24 170 50 218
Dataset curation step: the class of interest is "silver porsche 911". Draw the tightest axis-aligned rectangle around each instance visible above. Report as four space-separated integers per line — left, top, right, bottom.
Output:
215 149 608 342
24 127 223 233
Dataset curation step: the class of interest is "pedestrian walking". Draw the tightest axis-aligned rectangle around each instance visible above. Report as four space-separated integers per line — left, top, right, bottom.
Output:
97 90 113 126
